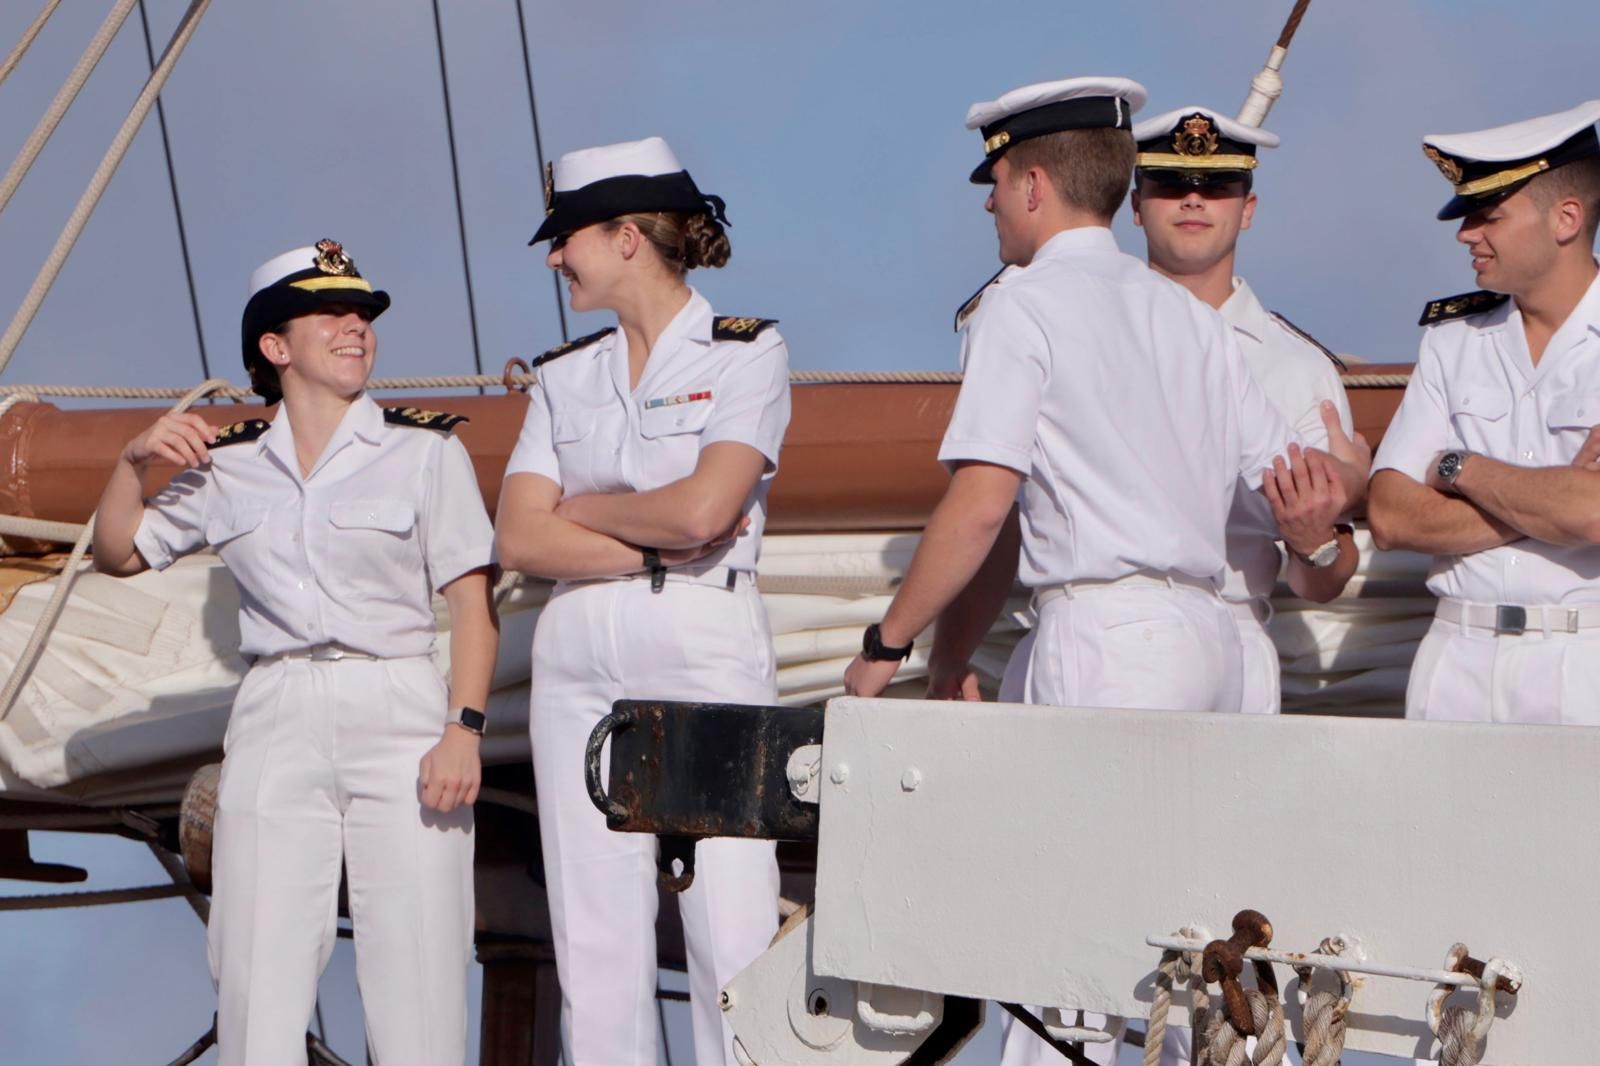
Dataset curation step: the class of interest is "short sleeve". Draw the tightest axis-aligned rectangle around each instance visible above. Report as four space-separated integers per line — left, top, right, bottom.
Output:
132 469 211 571
420 435 495 591
700 334 792 473
505 381 561 486
1287 359 1354 449
1227 327 1304 489
1372 334 1451 482
937 289 1047 474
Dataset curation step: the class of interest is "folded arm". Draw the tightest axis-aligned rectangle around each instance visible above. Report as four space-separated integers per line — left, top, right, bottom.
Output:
554 442 767 550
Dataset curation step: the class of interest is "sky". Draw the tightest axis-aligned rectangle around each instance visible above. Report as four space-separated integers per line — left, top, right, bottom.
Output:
2 1 1599 1062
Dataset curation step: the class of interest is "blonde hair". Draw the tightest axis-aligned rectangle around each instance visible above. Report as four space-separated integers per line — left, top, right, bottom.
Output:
607 211 731 274
1003 128 1137 220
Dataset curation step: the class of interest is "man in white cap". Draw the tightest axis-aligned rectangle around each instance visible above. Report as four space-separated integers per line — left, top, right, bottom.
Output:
1370 100 1600 732
1132 106 1363 717
842 77 1368 1064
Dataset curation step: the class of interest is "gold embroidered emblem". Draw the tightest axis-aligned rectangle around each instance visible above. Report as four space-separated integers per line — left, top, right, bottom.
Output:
984 130 1011 156
543 162 555 216
314 239 356 276
718 317 762 334
1424 146 1464 185
1174 114 1220 158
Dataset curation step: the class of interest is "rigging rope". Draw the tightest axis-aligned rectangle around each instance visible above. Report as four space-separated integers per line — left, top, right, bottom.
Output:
1277 0 1315 48
0 0 213 379
428 0 484 384
0 0 140 220
512 0 569 344
0 882 184 911
0 0 64 89
136 0 209 382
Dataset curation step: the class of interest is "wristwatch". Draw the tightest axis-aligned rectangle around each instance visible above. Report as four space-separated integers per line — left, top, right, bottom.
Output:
1294 537 1341 569
1436 450 1471 489
452 707 487 736
861 622 914 663
640 546 666 593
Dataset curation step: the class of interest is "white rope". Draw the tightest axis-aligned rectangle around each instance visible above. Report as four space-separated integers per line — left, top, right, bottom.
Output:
1294 937 1353 1066
0 377 229 726
0 0 66 89
0 0 139 219
0 515 85 544
0 0 213 378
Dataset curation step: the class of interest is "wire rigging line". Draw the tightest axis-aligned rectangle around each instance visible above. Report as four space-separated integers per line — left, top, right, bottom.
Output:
1277 0 1315 48
136 0 209 382
513 0 568 344
0 0 213 379
0 0 64 89
428 0 485 384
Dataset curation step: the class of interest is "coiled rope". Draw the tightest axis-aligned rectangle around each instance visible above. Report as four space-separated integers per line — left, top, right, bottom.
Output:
1294 937 1353 1066
0 0 65 89
1143 930 1200 1066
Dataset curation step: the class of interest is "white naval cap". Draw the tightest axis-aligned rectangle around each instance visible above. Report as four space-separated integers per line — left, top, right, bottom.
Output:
531 135 727 244
1422 99 1600 220
1133 105 1279 188
964 76 1147 184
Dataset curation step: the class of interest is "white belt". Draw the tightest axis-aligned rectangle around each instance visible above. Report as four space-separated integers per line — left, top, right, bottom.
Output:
560 564 747 594
1229 597 1273 626
255 642 381 665
1437 598 1600 636
1034 570 1219 607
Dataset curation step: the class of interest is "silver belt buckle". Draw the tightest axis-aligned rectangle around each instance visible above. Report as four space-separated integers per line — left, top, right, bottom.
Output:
1494 605 1527 635
308 643 347 662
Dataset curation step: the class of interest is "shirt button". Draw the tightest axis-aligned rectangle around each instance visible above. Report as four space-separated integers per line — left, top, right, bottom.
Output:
1523 450 1534 460
297 580 306 589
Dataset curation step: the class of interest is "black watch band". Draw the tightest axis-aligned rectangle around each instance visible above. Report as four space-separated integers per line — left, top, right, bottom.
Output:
641 547 666 593
862 622 914 662
454 707 486 735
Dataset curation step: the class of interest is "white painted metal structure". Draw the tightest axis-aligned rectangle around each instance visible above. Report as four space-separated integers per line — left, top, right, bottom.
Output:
731 697 1589 1064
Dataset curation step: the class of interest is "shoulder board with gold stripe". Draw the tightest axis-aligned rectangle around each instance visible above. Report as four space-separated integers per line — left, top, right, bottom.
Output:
383 407 468 433
1418 289 1509 327
528 327 616 370
210 419 270 447
712 317 778 342
1269 311 1347 371
955 266 1008 332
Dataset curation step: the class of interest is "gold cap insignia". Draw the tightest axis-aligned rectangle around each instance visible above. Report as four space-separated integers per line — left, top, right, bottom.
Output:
1424 146 1464 185
543 162 555 216
314 239 356 277
1174 114 1220 158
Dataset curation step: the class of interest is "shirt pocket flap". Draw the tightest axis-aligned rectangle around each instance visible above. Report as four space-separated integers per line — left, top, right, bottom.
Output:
552 411 593 443
204 506 266 545
1546 394 1600 430
1449 390 1510 422
329 500 416 534
639 401 714 439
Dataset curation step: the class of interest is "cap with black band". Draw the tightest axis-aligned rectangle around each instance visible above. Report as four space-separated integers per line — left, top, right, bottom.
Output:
530 136 728 246
964 76 1147 184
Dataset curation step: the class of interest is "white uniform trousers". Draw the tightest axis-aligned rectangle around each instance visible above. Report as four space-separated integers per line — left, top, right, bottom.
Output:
999 579 1244 1066
530 577 781 1066
1231 599 1281 716
1407 610 1600 724
208 656 474 1066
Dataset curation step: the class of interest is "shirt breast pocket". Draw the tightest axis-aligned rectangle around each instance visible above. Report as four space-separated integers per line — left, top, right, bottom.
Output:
328 499 419 598
1446 390 1510 452
639 401 714 440
1545 394 1600 459
204 506 268 581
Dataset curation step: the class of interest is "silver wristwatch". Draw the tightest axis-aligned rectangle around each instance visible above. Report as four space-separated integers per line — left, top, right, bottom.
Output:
1436 450 1470 488
1296 537 1341 569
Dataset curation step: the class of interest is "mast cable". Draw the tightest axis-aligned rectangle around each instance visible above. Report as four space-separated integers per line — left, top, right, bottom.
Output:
428 0 485 387
513 0 568 343
136 0 209 383
0 0 65 90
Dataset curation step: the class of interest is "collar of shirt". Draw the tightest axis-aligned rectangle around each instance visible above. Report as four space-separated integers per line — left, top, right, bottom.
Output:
258 392 384 482
612 287 715 400
1219 276 1272 344
1028 225 1120 267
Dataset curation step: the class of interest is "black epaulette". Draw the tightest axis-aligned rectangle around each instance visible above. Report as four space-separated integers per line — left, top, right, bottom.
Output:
954 266 1008 332
1418 290 1509 327
1269 311 1347 371
210 419 270 447
528 327 616 370
383 407 468 433
712 316 778 341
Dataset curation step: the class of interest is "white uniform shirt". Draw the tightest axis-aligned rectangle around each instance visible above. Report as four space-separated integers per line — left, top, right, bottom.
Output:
1218 278 1354 601
506 288 791 573
1374 272 1600 605
134 394 495 658
938 227 1301 589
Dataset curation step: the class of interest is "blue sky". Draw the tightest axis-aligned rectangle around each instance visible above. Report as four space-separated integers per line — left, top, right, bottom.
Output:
3 2 1599 1062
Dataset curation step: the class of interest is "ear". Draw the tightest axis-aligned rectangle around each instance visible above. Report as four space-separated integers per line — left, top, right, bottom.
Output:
258 330 287 367
1551 194 1586 244
1240 190 1259 232
1024 166 1047 213
1129 186 1144 227
615 220 642 261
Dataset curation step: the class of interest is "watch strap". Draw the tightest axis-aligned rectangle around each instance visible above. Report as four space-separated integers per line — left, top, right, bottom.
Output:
862 622 914 662
641 547 666 593
454 707 487 735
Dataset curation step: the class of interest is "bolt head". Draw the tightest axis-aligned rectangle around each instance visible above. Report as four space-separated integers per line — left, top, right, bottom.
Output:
829 763 850 785
900 768 922 792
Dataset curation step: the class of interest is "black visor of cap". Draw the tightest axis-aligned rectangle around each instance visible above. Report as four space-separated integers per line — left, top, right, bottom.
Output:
1435 125 1600 220
1135 167 1253 189
970 96 1132 184
239 268 390 375
530 170 726 244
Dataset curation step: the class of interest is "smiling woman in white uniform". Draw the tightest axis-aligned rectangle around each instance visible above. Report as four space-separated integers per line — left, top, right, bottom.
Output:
91 241 499 1066
497 137 788 1066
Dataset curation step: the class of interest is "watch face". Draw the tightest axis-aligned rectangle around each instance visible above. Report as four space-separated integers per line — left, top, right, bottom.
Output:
1309 541 1340 567
1438 452 1462 481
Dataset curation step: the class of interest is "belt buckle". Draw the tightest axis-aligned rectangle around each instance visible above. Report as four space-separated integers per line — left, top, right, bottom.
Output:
1494 605 1527 636
308 644 346 662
